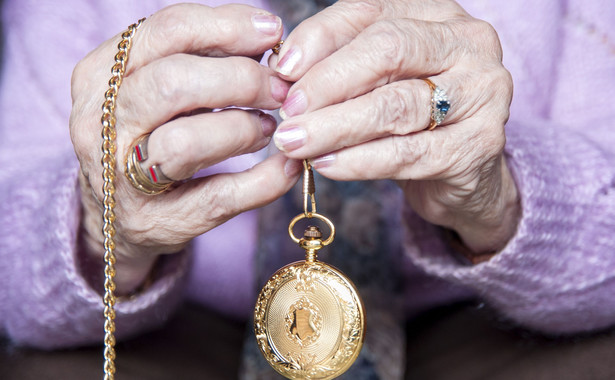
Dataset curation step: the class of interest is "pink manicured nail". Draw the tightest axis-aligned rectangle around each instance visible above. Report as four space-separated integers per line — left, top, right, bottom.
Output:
276 46 302 76
259 113 277 137
312 154 335 169
279 90 307 119
270 76 291 103
284 159 303 178
274 126 306 152
252 13 281 35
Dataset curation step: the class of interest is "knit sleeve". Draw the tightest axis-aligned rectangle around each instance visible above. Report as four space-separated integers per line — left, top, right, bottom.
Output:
0 148 188 349
403 118 615 335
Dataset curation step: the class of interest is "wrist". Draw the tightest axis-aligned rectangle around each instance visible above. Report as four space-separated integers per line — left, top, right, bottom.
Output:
78 223 158 296
78 173 158 296
451 156 520 255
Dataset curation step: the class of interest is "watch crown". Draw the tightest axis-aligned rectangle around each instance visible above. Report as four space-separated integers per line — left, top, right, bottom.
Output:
303 226 322 239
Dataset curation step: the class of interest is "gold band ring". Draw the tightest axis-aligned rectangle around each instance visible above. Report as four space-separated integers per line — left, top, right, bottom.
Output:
125 134 174 195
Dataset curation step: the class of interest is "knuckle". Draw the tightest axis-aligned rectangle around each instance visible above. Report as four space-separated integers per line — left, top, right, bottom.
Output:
467 19 503 59
345 0 383 14
210 17 240 49
229 110 262 149
339 0 383 21
466 119 505 166
243 61 266 97
482 67 513 126
496 69 514 111
493 129 506 156
71 128 94 165
199 180 235 225
392 136 425 176
364 21 406 74
120 204 154 245
297 14 327 40
375 85 413 134
148 57 185 104
149 4 196 43
71 60 88 97
161 125 194 164
302 1 382 46
228 57 264 103
485 122 507 158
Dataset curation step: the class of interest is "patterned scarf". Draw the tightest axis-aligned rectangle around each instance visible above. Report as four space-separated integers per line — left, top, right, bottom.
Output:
240 2 406 379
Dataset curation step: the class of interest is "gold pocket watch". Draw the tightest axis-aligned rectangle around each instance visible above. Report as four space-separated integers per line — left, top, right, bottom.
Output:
254 160 365 379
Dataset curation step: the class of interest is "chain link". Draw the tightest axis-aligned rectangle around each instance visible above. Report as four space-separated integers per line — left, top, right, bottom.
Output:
101 18 145 380
303 160 317 217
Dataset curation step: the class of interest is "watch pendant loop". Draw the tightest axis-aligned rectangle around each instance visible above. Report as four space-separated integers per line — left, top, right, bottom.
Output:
288 212 336 246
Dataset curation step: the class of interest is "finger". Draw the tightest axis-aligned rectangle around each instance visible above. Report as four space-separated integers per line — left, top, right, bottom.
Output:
126 154 302 247
274 0 467 80
274 67 506 158
273 79 431 157
127 3 283 74
140 109 276 181
274 1 381 79
268 51 279 69
118 54 291 134
308 118 504 182
70 4 282 104
279 18 464 119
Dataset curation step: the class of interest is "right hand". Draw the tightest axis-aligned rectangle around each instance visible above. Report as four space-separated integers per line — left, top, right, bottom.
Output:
69 4 300 295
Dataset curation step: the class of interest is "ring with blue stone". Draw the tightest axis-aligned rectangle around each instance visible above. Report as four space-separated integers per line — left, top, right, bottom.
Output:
423 78 451 131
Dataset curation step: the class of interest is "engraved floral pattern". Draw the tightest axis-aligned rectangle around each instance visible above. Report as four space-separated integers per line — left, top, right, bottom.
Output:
254 262 364 379
285 296 323 347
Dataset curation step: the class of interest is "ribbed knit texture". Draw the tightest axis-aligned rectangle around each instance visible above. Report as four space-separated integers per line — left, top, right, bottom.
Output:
0 0 265 348
1 0 614 350
405 0 615 334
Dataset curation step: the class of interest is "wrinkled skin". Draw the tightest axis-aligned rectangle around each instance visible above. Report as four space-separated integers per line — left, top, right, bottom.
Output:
70 4 300 294
271 0 520 256
70 0 520 294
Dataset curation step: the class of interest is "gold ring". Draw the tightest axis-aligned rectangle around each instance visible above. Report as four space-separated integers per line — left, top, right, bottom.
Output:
125 134 174 195
423 78 451 131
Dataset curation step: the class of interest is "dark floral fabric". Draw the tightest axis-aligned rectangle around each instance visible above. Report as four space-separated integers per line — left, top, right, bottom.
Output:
240 2 406 378
267 0 337 30
241 174 406 379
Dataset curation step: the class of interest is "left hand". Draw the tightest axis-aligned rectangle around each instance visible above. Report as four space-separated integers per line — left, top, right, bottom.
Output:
270 0 520 255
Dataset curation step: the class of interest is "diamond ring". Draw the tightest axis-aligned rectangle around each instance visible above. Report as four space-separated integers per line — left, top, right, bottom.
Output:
423 78 451 131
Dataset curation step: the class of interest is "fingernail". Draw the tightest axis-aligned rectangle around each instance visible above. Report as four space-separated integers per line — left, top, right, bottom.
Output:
273 126 306 152
252 13 281 35
276 46 302 76
270 76 291 103
259 113 277 137
284 158 303 178
279 90 307 119
312 154 335 169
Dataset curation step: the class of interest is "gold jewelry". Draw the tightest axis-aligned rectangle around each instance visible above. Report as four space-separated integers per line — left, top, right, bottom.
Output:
100 18 145 380
423 78 451 131
254 160 365 379
125 134 174 195
272 40 284 54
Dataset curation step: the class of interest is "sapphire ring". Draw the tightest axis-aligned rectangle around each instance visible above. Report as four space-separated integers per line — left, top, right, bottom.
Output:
423 78 451 131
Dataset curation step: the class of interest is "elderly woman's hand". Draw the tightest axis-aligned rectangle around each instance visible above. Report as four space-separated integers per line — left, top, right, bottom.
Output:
271 0 520 257
70 4 300 294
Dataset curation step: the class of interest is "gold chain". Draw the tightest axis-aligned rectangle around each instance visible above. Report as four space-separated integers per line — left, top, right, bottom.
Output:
101 18 145 380
303 160 316 217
